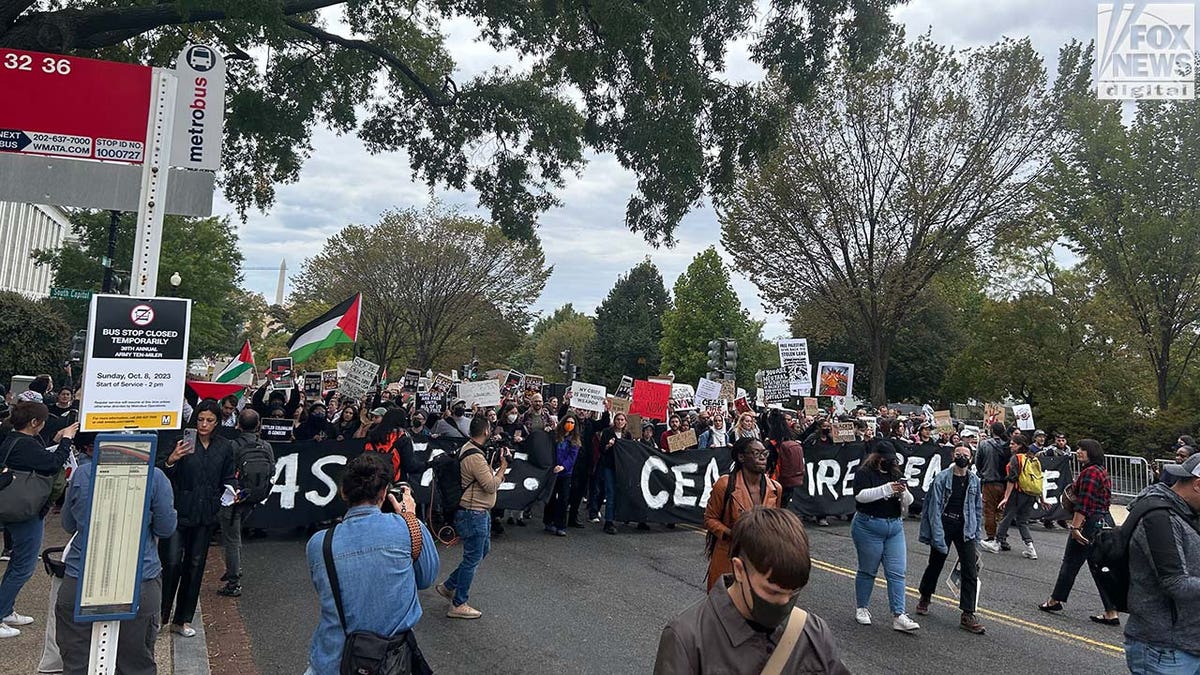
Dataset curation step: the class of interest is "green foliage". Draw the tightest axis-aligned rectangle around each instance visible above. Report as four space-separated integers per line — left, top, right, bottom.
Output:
2 0 897 242
584 260 672 387
291 204 550 373
34 210 246 358
659 247 769 387
0 291 73 387
508 304 595 383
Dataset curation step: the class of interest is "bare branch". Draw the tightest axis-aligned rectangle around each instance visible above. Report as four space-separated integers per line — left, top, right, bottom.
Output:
0 0 36 30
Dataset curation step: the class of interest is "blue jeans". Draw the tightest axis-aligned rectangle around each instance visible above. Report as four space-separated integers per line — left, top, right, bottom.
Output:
851 514 907 616
603 467 616 523
444 509 491 607
1126 639 1200 675
0 516 44 618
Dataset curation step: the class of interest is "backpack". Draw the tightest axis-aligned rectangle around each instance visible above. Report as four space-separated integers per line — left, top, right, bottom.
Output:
237 438 276 505
428 445 482 518
1088 496 1200 612
1015 453 1043 496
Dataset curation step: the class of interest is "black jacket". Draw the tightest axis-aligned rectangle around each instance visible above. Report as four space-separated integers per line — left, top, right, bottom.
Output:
1 431 72 475
162 435 237 527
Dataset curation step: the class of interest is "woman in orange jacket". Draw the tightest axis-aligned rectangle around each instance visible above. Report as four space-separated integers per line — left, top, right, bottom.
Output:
703 437 783 590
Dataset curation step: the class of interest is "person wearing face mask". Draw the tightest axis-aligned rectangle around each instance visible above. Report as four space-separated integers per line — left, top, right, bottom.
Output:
704 438 783 590
767 410 805 510
851 422 920 632
543 415 582 536
916 444 986 634
984 433 1045 559
655 507 851 675
432 399 472 438
294 401 334 441
799 416 837 527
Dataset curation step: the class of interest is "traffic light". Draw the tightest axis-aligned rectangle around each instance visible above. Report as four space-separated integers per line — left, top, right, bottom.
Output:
571 364 581 381
724 339 738 372
470 359 480 380
559 349 571 374
706 340 721 371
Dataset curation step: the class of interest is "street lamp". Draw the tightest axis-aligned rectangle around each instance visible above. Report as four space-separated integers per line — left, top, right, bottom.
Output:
169 272 182 288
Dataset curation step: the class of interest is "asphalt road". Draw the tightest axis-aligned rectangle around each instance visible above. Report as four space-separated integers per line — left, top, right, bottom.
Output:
236 514 1128 674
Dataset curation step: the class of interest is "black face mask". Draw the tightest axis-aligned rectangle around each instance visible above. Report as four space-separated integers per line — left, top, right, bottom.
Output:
452 406 466 417
954 455 971 468
737 559 797 631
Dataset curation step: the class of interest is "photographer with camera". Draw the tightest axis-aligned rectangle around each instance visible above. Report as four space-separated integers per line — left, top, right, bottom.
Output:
435 415 509 619
304 453 438 675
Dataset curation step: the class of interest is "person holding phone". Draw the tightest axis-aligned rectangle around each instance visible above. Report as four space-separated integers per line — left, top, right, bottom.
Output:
850 422 919 633
160 400 236 638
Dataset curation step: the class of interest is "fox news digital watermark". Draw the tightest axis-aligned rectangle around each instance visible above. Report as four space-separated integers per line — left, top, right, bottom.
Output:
1097 1 1196 99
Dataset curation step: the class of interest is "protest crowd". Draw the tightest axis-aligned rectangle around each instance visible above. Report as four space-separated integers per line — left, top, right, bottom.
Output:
1 324 1199 675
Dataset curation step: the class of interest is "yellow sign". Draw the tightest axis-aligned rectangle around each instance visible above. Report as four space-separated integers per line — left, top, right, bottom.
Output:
84 411 177 431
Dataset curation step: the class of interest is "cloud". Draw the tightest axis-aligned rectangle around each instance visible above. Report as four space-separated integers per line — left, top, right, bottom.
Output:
226 0 1099 342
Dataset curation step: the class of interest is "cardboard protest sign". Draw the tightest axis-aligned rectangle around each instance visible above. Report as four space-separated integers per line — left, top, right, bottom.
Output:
302 372 321 398
778 338 812 396
402 368 421 392
523 374 544 396
761 367 791 404
832 422 856 443
458 379 501 408
626 413 643 435
803 397 820 416
321 369 339 393
614 376 635 400
261 418 294 443
699 398 728 416
630 380 671 420
430 373 453 395
1012 404 1035 431
649 374 675 385
268 357 295 389
666 428 698 453
339 357 380 400
934 410 954 435
984 403 1006 426
695 377 722 403
608 395 632 415
718 378 737 402
569 381 607 413
816 362 854 398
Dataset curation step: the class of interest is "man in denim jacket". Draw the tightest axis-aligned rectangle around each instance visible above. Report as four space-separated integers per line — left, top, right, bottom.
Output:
916 443 986 634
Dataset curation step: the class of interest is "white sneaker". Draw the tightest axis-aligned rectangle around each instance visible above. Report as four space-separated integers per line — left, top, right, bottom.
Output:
1022 543 1038 560
2 611 33 626
855 608 872 625
980 539 1000 554
0 623 20 638
893 613 921 632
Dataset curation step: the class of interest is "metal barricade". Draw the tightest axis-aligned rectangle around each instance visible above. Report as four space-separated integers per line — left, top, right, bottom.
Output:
1069 453 1154 501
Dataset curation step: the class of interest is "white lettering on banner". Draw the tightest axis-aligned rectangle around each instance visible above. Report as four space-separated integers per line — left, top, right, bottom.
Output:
842 459 860 497
903 454 925 488
810 459 842 498
641 456 670 509
1043 469 1060 503
671 463 700 507
699 459 720 506
305 455 346 506
270 453 299 510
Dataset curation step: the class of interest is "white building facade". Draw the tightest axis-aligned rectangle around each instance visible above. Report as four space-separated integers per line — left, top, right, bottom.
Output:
0 202 70 298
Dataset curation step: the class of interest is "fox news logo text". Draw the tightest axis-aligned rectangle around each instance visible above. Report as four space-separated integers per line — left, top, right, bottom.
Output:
1097 2 1195 100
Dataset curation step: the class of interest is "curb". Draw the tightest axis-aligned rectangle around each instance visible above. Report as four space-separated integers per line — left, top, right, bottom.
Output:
171 600 211 675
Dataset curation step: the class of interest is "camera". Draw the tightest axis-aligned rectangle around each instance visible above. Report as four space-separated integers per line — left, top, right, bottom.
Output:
382 482 411 513
483 433 514 467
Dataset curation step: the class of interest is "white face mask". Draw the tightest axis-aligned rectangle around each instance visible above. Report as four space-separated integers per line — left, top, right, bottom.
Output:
506 414 518 424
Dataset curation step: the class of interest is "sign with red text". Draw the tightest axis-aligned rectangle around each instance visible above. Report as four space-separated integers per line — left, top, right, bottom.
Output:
170 44 225 170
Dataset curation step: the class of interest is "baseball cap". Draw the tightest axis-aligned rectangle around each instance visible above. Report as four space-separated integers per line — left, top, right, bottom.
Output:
1163 454 1200 479
1034 429 1046 437
961 426 979 438
369 407 388 417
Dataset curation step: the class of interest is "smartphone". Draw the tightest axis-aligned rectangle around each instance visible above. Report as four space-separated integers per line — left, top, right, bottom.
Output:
182 428 198 452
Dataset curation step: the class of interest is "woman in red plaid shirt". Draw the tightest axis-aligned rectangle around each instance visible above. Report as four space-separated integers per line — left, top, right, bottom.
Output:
1038 439 1120 625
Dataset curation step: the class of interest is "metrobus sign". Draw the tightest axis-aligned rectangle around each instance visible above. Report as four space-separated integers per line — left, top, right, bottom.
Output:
0 49 152 162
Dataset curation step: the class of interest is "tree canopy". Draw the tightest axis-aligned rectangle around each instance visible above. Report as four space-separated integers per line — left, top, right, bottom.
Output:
584 259 672 387
0 291 73 387
1 0 897 242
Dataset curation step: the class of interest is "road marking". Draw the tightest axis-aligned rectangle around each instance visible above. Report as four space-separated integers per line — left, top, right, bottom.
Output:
678 523 1123 657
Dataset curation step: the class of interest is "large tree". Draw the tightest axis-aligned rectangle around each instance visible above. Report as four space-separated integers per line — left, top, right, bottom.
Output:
1 1 896 242
507 304 594 382
584 259 672 387
0 291 73 387
719 32 1084 404
1043 89 1200 410
659 247 769 387
291 205 549 372
35 210 246 357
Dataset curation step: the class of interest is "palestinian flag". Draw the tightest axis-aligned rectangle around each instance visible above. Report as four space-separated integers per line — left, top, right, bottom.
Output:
215 339 255 384
288 293 361 363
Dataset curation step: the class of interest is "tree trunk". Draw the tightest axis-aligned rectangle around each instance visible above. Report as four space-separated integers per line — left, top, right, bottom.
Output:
869 331 890 407
1157 334 1171 410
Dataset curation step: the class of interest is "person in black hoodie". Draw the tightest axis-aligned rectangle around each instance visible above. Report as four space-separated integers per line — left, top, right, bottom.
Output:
160 399 236 638
294 402 334 441
330 404 361 441
0 402 76 636
250 382 299 420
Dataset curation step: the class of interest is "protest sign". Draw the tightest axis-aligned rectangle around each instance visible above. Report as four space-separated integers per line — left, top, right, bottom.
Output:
416 392 446 417
699 398 727 416
523 374 544 396
761 367 791 404
261 418 293 443
718 378 737 401
934 410 954 435
670 383 697 412
778 338 812 396
626 413 643 435
569 381 607 413
338 357 379 400
1012 404 1035 431
459 378 501 408
302 372 321 398
402 368 421 392
695 377 722 403
666 428 699 453
336 361 353 379
649 374 675 385
430 372 454 395
630 380 671 420
984 403 1006 426
321 369 338 393
832 422 856 443
803 397 820 416
268 357 295 389
608 395 632 415
611 441 732 525
816 362 854 398
614 376 635 400
501 370 523 399
734 396 753 414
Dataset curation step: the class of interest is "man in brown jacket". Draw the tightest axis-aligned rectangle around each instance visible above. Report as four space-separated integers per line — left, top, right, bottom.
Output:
704 438 782 590
435 415 508 619
655 508 850 675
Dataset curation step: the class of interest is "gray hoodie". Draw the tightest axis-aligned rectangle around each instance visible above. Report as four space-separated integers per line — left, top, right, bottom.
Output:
1124 482 1200 655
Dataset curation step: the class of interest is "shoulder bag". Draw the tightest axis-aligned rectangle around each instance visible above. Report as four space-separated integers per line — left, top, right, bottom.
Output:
760 607 810 675
0 436 56 523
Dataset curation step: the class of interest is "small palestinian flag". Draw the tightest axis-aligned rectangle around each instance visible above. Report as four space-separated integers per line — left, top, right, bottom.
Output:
288 293 361 363
215 339 255 385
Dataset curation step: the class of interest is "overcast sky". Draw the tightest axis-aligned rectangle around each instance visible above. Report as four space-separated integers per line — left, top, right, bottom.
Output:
225 0 1098 338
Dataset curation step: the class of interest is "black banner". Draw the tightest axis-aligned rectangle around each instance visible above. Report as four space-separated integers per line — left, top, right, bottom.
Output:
612 440 733 525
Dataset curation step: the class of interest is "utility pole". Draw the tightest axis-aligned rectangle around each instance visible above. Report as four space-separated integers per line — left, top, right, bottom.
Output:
102 210 120 293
